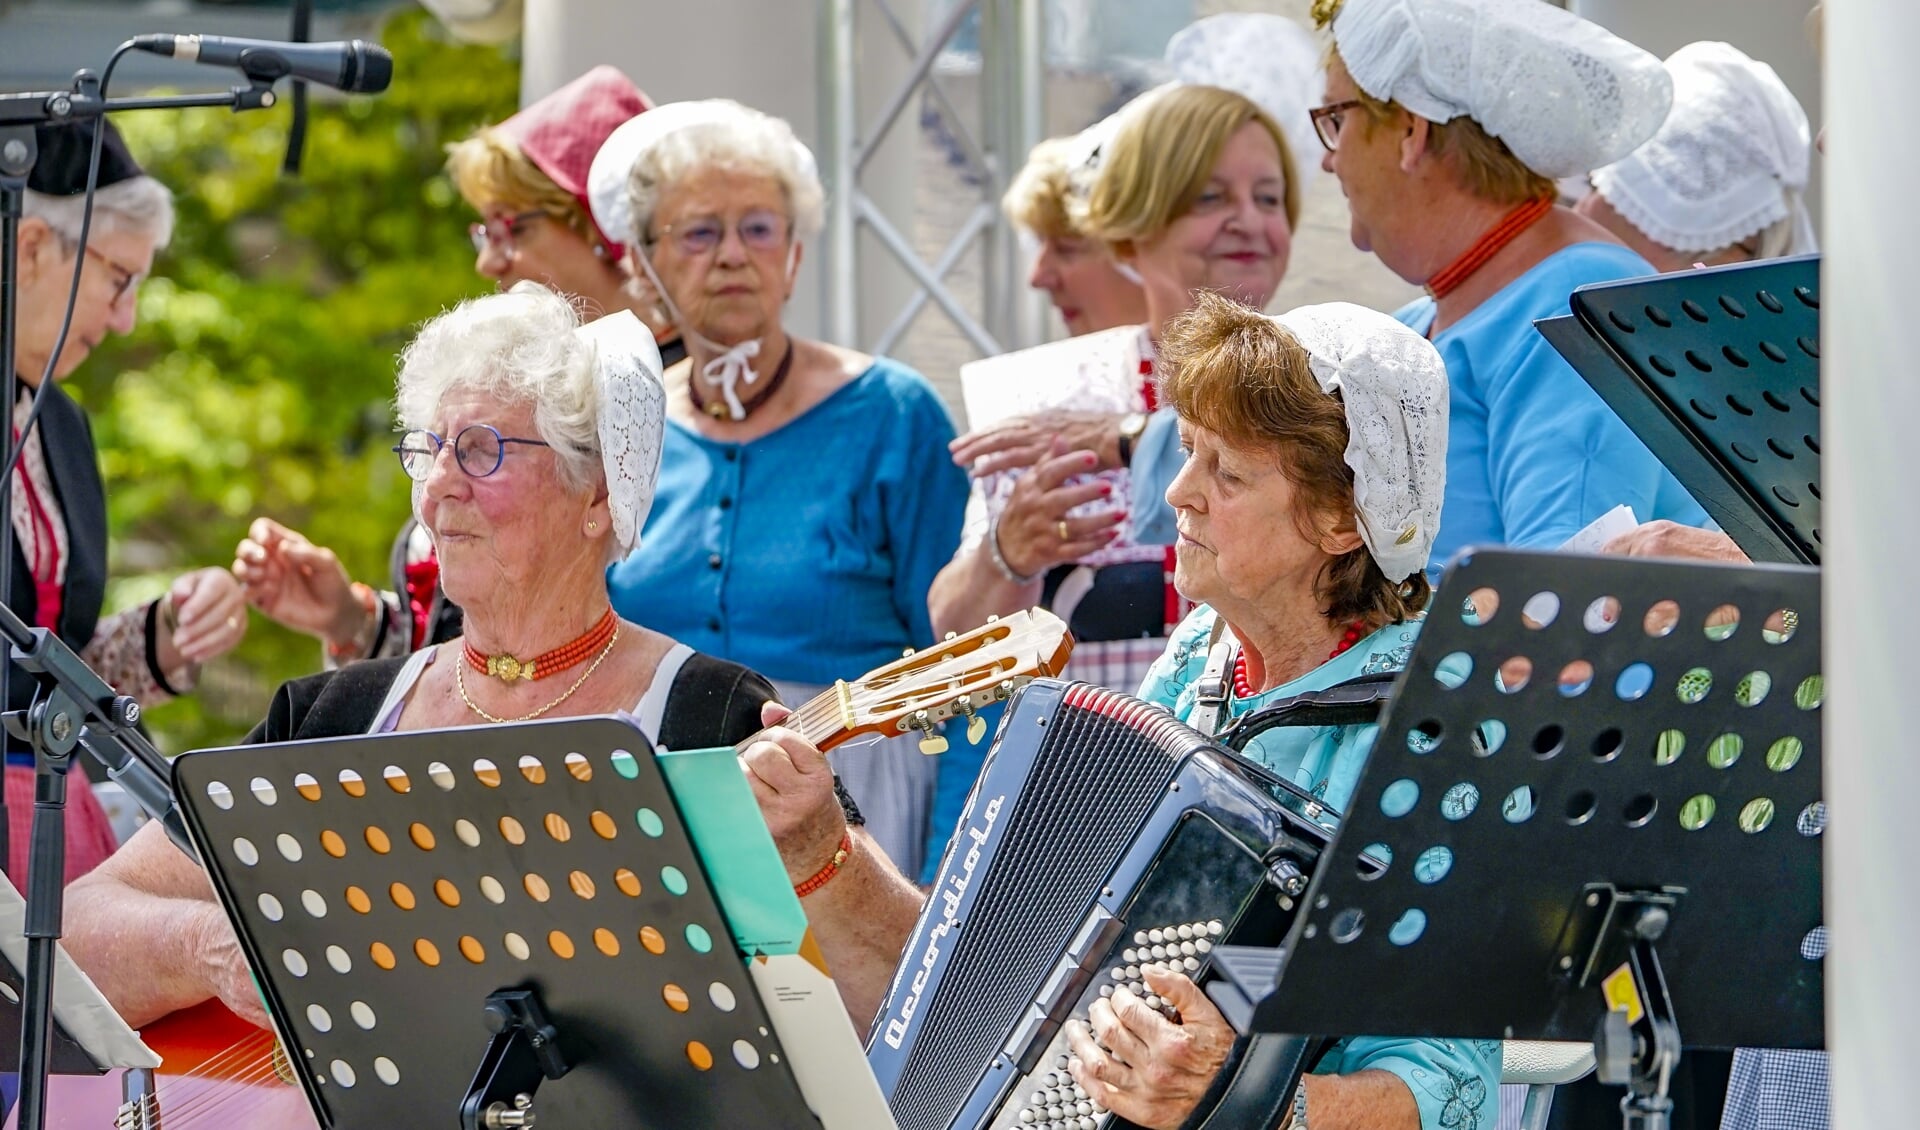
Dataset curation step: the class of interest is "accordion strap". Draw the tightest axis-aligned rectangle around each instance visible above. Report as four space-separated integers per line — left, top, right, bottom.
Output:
1190 616 1235 738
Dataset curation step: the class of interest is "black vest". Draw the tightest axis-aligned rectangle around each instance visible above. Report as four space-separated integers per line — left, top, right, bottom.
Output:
5 382 109 717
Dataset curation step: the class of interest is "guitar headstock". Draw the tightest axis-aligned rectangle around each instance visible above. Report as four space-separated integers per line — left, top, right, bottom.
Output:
829 609 1074 753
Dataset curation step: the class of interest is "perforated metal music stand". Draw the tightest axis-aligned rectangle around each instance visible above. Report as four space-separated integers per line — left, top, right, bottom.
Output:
171 717 823 1130
1207 548 1824 1126
1535 255 1821 564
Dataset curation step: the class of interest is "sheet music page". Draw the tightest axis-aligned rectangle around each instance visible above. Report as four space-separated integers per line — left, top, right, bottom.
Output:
1561 504 1640 555
0 872 160 1070
958 327 1166 568
657 748 898 1129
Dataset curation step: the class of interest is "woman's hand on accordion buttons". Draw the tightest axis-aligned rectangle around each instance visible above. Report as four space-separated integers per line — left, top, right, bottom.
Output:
1066 965 1235 1130
742 701 848 885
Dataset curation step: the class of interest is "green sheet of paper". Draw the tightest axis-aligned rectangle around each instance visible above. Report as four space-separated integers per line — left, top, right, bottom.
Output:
655 746 808 956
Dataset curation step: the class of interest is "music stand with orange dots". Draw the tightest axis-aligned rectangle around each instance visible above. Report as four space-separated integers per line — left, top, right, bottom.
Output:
171 716 828 1130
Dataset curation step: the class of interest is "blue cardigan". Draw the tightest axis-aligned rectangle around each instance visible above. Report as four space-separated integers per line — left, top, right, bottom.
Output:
608 357 968 687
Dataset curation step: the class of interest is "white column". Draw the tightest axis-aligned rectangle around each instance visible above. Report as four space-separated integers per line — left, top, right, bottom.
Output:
1825 0 1920 1124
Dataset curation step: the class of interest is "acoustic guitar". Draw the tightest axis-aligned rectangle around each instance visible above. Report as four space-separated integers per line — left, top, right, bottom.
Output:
27 609 1071 1129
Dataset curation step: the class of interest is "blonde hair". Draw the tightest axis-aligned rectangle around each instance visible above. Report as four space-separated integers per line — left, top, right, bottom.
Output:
1330 47 1554 206
1079 85 1300 255
1002 135 1080 240
1160 290 1430 629
445 128 602 247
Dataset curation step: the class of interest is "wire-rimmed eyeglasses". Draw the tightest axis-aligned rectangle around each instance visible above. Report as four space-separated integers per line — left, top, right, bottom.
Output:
468 210 547 256
648 209 790 257
392 425 551 482
1310 99 1364 152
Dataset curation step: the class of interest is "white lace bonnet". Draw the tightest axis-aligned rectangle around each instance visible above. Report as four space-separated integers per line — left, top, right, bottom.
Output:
585 99 820 253
1272 302 1449 583
575 310 666 554
1061 12 1324 213
1326 0 1673 179
1589 42 1816 256
584 100 819 421
1163 12 1325 184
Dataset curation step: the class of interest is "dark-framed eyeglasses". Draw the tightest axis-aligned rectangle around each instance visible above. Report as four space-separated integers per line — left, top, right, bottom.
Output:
648 208 790 257
1310 99 1364 152
468 210 547 256
392 425 551 482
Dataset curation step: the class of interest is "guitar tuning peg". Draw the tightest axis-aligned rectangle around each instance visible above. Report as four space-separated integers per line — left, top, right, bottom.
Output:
956 694 987 744
985 614 999 623
944 631 958 641
912 709 948 755
902 646 916 658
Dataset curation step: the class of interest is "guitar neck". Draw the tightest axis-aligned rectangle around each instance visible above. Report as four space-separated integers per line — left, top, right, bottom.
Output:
730 682 863 756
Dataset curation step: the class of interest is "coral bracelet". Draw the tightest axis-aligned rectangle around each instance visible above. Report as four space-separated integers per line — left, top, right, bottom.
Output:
795 830 854 898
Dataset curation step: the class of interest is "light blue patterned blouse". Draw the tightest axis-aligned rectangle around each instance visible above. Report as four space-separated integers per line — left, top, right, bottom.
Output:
1136 605 1502 1130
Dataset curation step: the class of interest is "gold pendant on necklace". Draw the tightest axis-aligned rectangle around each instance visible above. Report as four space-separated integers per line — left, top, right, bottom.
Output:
485 655 535 683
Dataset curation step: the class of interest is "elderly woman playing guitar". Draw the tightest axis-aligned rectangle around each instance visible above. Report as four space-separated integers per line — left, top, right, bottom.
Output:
61 284 927 1044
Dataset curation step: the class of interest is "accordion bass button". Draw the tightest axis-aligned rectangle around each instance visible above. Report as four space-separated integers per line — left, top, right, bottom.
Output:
1133 931 1149 946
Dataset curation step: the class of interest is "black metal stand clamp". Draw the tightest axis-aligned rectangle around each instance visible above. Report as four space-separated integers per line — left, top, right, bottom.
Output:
461 989 574 1130
1577 895 1685 1130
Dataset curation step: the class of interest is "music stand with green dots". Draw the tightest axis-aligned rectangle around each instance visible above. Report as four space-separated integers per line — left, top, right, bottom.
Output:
171 717 832 1130
1206 548 1824 1130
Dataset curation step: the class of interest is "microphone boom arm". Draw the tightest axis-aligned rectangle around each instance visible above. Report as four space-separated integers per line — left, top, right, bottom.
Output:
0 599 197 864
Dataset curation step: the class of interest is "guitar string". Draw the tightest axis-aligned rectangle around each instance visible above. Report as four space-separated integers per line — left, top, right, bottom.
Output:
139 1042 277 1118
138 1035 280 1125
143 1060 283 1128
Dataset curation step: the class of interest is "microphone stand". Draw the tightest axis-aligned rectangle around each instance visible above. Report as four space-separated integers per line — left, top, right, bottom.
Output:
0 66 279 1130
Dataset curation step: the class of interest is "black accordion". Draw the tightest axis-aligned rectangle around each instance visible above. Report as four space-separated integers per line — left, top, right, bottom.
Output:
867 679 1375 1130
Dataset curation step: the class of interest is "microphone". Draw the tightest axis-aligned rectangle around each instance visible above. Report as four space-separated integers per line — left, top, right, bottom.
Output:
131 34 393 94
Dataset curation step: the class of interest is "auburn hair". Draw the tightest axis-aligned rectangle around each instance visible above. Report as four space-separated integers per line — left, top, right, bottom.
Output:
1160 290 1431 629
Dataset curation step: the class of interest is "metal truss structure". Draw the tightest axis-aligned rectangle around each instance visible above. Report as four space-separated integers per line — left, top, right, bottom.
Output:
817 0 1046 358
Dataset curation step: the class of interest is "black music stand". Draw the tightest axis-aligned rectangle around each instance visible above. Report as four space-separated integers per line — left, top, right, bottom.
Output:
1207 548 1824 1129
1535 255 1821 565
171 717 824 1130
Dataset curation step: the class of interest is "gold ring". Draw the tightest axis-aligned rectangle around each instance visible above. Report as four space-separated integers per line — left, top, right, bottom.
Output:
1057 520 1070 540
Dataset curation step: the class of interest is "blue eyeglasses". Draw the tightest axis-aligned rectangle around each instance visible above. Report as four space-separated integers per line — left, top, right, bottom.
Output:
393 425 551 482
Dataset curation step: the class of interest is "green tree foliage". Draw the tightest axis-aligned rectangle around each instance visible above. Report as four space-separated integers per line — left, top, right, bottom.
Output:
71 8 518 750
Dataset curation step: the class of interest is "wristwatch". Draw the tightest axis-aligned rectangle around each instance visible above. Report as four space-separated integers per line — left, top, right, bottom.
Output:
1289 1079 1309 1130
1115 411 1150 467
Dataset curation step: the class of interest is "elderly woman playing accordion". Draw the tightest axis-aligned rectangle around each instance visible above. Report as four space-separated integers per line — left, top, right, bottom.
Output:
1051 293 1495 1130
754 291 1497 1128
62 284 923 1035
